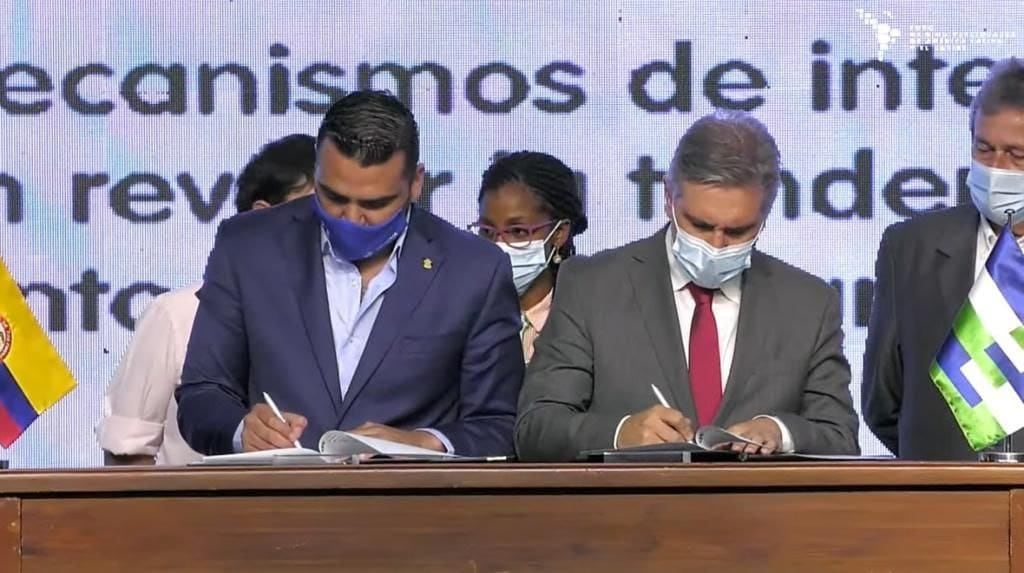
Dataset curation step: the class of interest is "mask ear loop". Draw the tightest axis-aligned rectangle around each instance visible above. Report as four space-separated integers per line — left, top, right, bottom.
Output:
751 219 767 248
542 220 567 266
669 201 681 234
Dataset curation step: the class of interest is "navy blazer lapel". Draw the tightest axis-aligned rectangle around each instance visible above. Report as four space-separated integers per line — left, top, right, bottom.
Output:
627 227 698 421
715 252 773 425
338 209 444 421
288 202 342 416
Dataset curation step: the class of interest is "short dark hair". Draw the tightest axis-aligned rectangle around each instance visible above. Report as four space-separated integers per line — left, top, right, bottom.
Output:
479 151 589 259
668 110 781 214
970 57 1024 132
317 90 420 177
235 134 316 212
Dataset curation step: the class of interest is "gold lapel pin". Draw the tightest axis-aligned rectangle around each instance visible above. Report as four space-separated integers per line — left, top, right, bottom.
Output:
422 258 433 270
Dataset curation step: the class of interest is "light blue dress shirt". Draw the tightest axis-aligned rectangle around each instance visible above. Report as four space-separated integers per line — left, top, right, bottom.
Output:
232 221 452 453
322 228 404 400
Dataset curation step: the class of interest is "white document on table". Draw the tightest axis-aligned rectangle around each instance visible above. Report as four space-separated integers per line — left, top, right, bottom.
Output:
196 431 459 464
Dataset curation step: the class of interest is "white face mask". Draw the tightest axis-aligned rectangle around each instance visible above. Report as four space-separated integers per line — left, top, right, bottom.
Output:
968 159 1024 227
670 207 757 289
496 221 564 295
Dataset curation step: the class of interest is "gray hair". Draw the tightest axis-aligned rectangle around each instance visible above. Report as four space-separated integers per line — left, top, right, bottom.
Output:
668 110 781 214
970 57 1024 132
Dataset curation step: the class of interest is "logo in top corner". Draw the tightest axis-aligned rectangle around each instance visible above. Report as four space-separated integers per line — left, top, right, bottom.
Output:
856 7 1016 61
0 316 10 362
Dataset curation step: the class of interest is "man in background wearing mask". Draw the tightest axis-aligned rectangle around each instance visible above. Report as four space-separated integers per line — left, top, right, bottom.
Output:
177 91 524 457
515 110 859 462
863 57 1024 460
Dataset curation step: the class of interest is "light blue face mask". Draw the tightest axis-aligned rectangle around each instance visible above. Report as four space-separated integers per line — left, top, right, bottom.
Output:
670 208 757 289
496 221 564 295
968 159 1024 227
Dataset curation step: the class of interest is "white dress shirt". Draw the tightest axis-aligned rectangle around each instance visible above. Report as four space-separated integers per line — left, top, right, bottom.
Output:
667 236 743 383
97 284 203 465
613 230 794 452
976 216 1024 278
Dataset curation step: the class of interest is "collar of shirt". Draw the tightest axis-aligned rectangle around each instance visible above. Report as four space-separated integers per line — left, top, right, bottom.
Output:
663 227 743 304
976 214 1024 279
320 222 409 274
978 215 1024 250
317 219 409 404
522 288 554 333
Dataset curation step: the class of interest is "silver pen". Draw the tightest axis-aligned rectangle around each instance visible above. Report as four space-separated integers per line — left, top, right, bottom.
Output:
650 384 671 408
263 392 303 449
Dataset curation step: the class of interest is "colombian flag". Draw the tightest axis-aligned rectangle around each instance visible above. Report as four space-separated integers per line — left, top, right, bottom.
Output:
0 256 77 447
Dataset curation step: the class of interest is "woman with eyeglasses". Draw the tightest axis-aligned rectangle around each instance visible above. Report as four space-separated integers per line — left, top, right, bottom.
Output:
469 151 588 363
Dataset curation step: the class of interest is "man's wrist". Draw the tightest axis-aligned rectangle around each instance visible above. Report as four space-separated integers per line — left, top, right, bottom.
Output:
754 415 794 453
413 429 447 452
613 415 631 448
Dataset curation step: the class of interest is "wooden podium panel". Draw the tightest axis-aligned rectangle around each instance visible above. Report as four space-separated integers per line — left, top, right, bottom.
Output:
19 491 1009 572
0 463 1021 572
0 498 19 573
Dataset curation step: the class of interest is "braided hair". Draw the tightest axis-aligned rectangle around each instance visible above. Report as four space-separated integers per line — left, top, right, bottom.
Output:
478 151 589 260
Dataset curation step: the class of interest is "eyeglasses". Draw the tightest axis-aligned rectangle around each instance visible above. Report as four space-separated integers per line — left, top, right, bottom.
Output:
467 220 562 250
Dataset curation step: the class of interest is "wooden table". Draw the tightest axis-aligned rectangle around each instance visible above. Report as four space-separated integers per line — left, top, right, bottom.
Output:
0 463 1023 572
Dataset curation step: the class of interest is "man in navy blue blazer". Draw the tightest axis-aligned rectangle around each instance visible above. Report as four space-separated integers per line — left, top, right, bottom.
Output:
176 91 524 457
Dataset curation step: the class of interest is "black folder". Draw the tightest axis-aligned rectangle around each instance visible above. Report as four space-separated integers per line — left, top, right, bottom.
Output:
579 442 890 463
579 442 747 463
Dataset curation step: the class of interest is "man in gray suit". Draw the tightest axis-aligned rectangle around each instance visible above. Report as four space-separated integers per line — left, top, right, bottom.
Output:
515 110 860 462
863 57 1024 460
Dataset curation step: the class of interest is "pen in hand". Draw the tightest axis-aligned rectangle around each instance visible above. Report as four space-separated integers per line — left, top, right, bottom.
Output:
263 392 303 449
650 384 671 408
651 384 695 444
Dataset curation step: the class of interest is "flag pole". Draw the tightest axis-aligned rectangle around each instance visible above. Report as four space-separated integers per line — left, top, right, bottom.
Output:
1005 208 1017 457
979 209 1022 463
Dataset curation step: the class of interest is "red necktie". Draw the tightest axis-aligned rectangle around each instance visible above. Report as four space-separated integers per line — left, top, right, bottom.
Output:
686 283 722 426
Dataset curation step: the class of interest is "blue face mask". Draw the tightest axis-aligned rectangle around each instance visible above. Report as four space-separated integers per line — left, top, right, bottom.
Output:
670 208 757 289
314 195 410 262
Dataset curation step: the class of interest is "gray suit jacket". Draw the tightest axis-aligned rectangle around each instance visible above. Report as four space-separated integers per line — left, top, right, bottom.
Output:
862 204 1009 460
515 228 860 462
